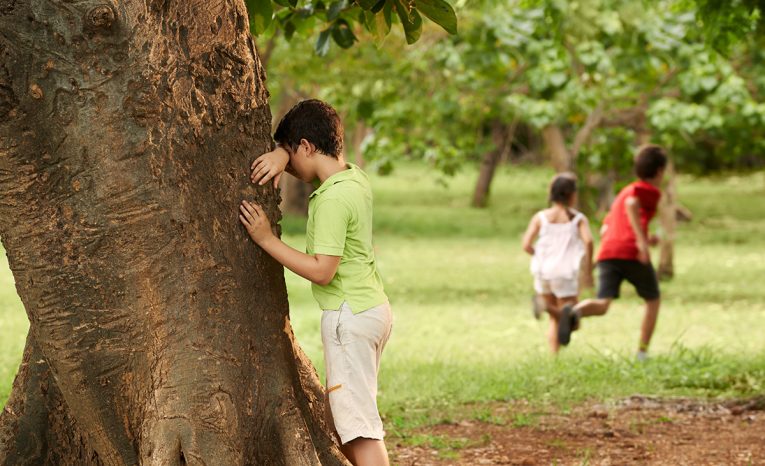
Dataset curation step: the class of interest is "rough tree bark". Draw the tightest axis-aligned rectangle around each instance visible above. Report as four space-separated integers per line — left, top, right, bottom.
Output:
0 1 346 465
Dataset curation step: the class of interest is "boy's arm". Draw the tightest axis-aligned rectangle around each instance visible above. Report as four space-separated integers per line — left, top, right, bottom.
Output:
521 215 541 255
251 146 290 187
625 196 650 264
239 201 340 285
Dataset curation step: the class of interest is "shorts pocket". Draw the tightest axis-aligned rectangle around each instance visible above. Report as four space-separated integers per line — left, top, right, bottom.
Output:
336 305 356 345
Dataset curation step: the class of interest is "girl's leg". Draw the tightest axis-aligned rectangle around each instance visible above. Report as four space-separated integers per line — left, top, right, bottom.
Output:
542 294 560 353
548 314 560 353
542 294 560 319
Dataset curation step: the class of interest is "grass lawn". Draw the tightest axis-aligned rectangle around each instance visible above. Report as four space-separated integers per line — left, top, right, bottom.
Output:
2 164 765 428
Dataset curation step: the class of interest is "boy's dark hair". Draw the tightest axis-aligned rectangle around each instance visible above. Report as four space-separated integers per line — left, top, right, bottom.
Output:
634 145 668 180
274 99 344 158
549 172 577 205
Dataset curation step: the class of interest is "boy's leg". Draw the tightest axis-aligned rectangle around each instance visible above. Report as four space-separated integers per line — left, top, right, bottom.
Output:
574 260 622 317
574 298 611 317
341 438 389 466
326 303 392 465
623 260 661 356
639 298 660 352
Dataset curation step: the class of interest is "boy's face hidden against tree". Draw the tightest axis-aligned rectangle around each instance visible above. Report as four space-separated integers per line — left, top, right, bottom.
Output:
286 139 318 183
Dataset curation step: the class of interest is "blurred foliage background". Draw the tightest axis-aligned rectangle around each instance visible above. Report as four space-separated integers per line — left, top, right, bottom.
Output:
249 0 764 215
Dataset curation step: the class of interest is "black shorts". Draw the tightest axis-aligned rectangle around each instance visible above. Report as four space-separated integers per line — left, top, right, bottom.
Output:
597 259 660 301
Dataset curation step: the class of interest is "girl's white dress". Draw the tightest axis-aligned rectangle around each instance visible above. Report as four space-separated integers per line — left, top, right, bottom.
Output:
531 210 586 297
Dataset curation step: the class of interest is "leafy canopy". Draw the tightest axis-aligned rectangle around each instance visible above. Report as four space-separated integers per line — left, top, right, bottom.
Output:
245 0 458 54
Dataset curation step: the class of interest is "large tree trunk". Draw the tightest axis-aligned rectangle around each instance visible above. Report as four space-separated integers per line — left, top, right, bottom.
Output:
472 120 515 208
0 1 345 465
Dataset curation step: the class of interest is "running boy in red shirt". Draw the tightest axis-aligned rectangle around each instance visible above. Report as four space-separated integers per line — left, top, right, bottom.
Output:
557 145 667 361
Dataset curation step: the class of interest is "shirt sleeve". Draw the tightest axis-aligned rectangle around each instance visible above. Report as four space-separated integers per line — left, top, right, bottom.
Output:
311 198 351 257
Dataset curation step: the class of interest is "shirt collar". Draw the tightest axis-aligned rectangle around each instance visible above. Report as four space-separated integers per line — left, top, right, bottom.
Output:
310 163 358 198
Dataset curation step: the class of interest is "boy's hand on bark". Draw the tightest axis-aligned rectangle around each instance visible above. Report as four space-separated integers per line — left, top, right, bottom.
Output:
251 147 289 187
239 201 272 243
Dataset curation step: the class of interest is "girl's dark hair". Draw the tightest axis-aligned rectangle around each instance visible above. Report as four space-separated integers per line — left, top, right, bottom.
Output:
634 144 668 180
274 99 344 158
549 172 577 205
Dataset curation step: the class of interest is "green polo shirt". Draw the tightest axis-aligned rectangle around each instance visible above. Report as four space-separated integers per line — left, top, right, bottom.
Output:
306 163 387 313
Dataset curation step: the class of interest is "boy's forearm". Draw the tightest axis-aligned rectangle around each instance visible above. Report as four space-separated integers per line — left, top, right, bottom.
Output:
258 235 332 285
626 201 648 248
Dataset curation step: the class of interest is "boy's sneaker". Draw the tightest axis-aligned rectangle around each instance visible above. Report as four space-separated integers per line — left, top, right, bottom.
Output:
531 295 545 320
636 350 649 362
558 304 575 346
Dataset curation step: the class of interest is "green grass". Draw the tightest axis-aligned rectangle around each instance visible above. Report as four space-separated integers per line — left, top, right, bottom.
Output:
0 248 27 408
2 164 765 426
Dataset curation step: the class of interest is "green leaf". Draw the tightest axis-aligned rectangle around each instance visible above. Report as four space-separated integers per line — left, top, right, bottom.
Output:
357 0 379 10
381 2 393 34
316 28 332 56
273 0 297 7
246 0 273 35
362 9 376 31
414 0 457 34
328 0 347 21
362 7 392 40
358 99 375 119
332 19 358 48
371 0 386 13
393 0 422 44
284 20 297 40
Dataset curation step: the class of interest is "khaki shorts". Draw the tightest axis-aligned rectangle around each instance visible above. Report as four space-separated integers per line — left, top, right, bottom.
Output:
321 301 393 445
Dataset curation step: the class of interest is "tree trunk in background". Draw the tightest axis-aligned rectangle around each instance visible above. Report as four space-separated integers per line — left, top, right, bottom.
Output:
279 175 314 216
589 171 617 215
350 121 368 169
657 161 677 280
0 2 345 465
542 125 571 172
472 121 515 208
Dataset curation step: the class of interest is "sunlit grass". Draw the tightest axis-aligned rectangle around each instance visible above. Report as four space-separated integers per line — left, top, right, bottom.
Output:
2 164 764 425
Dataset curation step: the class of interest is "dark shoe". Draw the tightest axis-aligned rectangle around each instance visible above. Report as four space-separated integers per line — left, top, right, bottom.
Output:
531 295 545 320
558 304 575 346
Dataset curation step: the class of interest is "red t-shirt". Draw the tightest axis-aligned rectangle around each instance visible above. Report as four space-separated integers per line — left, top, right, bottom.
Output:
597 180 662 262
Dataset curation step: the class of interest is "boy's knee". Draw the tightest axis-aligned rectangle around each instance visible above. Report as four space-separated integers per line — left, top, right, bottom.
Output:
597 298 612 314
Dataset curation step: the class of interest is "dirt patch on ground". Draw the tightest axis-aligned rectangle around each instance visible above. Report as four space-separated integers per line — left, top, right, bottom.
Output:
390 396 765 465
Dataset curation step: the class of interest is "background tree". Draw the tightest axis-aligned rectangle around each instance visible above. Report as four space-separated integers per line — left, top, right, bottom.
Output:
264 0 765 279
